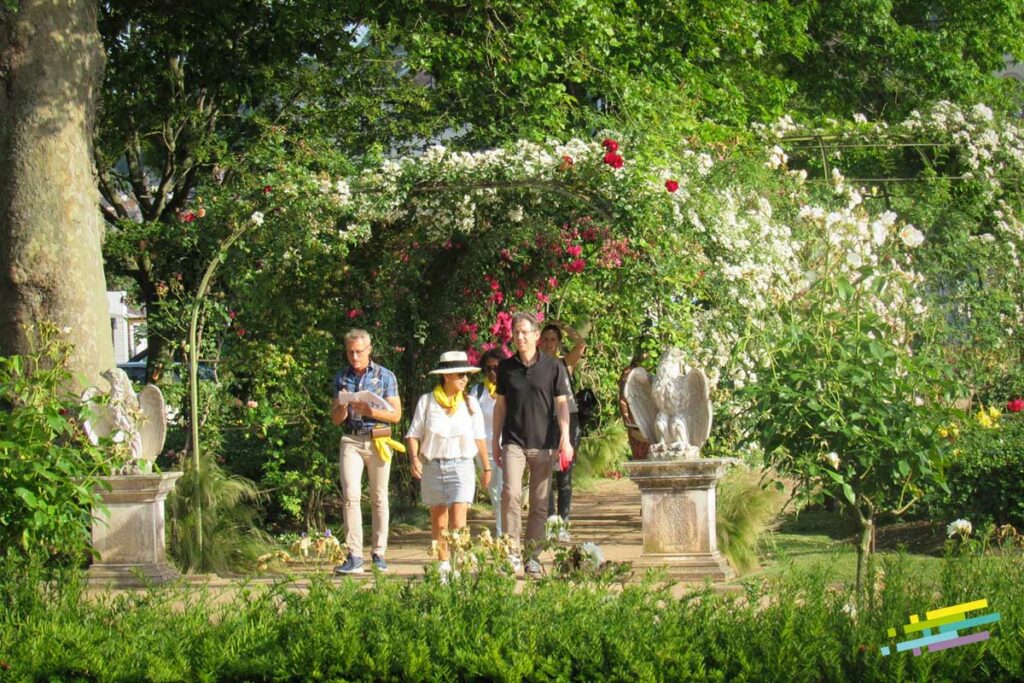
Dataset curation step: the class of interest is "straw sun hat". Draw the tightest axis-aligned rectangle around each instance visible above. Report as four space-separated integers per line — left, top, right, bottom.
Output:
428 351 481 375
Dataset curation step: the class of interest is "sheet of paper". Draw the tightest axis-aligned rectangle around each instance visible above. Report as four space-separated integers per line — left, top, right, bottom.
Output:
336 390 394 412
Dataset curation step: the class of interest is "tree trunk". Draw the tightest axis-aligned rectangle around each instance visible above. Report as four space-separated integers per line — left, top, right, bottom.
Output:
855 512 874 594
0 1 111 389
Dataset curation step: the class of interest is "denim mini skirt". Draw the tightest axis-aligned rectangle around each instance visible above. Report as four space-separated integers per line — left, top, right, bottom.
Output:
421 457 476 506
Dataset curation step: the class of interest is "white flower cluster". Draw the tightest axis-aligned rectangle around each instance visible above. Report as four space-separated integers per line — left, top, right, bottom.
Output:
946 518 973 538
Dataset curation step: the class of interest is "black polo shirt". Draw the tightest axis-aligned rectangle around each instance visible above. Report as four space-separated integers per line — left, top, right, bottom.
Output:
496 351 569 449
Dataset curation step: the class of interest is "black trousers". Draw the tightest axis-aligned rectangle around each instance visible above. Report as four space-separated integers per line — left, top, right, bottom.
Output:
548 412 581 520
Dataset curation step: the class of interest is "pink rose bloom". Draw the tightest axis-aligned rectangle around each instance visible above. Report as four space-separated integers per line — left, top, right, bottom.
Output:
566 244 583 258
566 259 586 274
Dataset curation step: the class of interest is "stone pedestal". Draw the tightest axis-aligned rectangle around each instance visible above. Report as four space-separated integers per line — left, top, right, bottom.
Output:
88 472 182 587
623 458 736 581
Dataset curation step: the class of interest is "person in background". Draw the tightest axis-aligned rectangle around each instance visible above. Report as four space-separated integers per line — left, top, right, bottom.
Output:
540 321 586 542
406 351 491 580
330 329 402 575
470 348 507 536
492 313 573 578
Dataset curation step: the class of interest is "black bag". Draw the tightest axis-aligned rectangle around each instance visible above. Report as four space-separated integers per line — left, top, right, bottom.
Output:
574 387 599 432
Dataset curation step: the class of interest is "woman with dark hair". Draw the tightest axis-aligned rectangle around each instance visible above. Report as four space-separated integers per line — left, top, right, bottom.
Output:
406 351 491 579
470 348 507 536
539 320 586 542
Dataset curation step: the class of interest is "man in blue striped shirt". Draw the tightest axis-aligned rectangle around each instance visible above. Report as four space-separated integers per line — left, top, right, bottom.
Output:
330 329 402 574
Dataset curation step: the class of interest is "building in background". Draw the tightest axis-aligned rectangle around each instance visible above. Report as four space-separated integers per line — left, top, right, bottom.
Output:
107 291 146 364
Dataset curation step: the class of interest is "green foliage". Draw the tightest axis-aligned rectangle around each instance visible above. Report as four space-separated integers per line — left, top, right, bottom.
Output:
3 551 1024 681
924 411 1024 530
572 422 629 481
787 1 1024 120
166 452 272 574
743 272 956 516
716 467 788 573
0 325 115 562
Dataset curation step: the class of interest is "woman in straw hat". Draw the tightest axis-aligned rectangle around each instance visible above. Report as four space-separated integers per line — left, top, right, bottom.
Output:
405 351 492 578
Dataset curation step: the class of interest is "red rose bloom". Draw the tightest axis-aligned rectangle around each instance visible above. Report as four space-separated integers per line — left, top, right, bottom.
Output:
603 152 624 169
1008 398 1024 413
601 138 619 153
263 185 272 195
665 179 679 193
566 258 586 274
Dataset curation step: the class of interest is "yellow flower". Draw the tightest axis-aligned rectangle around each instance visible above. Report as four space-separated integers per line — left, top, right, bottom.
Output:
976 409 998 429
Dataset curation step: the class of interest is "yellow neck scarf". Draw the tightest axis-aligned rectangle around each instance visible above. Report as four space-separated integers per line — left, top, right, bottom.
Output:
483 377 497 398
433 385 464 416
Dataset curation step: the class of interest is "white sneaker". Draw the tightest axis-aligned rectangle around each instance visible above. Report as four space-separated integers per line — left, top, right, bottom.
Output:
525 558 543 578
557 528 571 544
508 554 523 574
438 560 452 584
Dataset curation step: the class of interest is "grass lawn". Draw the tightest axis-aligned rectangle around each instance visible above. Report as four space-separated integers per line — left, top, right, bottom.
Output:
743 509 950 587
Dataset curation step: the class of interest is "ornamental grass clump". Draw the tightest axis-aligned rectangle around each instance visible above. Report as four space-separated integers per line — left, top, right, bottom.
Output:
716 466 788 573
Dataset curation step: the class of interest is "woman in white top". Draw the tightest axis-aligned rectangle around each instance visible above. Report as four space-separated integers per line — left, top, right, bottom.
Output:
406 351 491 572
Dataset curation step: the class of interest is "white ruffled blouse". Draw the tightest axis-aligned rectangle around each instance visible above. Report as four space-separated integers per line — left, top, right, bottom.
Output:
405 393 486 460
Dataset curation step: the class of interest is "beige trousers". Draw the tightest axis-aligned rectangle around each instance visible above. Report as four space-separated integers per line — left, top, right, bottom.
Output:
339 434 391 557
500 444 555 558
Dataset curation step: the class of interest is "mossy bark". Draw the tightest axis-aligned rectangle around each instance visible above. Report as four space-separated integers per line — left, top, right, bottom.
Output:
0 1 111 389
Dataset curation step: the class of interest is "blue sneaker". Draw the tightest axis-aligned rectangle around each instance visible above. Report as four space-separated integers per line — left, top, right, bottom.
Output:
371 552 388 572
334 554 364 575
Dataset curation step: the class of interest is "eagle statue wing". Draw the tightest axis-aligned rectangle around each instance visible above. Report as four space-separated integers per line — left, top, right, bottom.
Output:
137 384 167 463
623 366 659 443
683 368 713 448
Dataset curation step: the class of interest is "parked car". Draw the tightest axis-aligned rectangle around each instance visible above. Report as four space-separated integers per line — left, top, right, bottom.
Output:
117 349 217 384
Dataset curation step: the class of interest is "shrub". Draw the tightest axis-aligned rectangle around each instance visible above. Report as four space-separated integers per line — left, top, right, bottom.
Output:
2 551 1023 681
0 325 114 562
924 410 1024 530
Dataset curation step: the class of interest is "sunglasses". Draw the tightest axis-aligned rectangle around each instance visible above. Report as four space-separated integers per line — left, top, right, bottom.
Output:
451 372 469 378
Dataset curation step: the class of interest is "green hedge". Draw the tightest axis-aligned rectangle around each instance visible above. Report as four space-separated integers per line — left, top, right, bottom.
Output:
3 552 1023 682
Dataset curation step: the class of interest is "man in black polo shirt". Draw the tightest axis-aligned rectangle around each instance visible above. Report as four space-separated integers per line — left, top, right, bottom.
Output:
492 312 573 577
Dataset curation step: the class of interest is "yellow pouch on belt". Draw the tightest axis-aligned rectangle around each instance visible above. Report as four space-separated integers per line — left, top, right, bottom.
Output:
371 426 406 463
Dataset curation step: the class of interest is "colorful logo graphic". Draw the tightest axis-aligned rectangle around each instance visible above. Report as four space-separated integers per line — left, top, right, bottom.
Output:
880 599 1001 657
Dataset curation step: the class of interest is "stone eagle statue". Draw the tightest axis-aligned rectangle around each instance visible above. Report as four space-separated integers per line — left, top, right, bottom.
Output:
622 347 712 459
81 367 167 474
